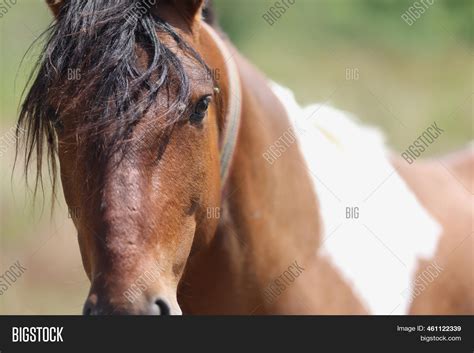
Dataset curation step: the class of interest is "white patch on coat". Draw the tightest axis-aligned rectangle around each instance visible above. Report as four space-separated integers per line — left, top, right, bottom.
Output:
270 82 442 315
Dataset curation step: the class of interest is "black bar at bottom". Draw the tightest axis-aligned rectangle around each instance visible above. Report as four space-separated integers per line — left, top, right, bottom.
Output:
0 316 471 352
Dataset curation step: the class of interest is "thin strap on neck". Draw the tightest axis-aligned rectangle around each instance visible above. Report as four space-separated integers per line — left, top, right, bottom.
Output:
202 23 242 187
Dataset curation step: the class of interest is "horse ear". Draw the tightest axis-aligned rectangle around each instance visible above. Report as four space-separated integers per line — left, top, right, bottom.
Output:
161 0 206 28
45 1 206 26
45 0 65 17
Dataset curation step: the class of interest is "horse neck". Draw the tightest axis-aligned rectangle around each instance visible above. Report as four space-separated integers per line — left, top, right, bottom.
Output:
224 53 322 277
180 52 322 314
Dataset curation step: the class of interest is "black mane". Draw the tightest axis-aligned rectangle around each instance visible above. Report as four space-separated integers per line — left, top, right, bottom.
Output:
17 0 215 195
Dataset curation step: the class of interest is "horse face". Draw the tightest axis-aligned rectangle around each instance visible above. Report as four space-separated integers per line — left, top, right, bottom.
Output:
38 0 222 315
61 71 221 316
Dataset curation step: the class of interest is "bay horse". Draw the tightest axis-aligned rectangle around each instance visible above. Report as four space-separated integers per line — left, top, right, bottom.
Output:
17 0 473 315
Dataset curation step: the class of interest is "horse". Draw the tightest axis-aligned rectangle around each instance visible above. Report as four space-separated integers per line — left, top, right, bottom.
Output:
17 0 472 315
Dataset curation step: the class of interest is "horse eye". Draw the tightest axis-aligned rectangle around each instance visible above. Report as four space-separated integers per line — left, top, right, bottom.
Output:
190 96 211 123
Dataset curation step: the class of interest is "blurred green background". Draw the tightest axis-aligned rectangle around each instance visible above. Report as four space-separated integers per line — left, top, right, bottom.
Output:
0 0 472 314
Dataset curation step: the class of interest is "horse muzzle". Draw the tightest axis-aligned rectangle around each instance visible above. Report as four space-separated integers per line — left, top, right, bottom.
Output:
82 292 182 316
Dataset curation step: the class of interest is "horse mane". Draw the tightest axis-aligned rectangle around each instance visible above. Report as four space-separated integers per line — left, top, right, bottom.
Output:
17 0 215 196
202 0 218 27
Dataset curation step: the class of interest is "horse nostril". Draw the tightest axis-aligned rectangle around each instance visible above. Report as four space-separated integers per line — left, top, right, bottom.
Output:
83 301 93 316
155 298 171 315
